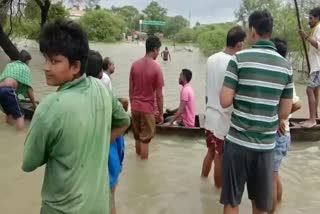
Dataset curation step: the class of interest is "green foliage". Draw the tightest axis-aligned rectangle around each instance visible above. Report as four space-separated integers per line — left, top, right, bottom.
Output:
111 5 140 31
47 2 70 22
164 16 189 38
175 28 194 43
197 28 228 56
79 10 125 42
24 0 40 20
143 1 167 35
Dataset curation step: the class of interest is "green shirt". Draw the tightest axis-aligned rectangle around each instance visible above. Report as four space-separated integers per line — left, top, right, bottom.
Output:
22 75 130 214
223 40 293 150
0 60 32 97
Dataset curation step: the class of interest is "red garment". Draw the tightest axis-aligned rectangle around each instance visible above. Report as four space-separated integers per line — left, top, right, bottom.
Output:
129 57 164 113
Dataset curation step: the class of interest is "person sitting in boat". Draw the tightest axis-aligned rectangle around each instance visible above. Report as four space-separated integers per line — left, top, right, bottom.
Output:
269 38 302 214
86 49 127 214
0 50 37 130
165 69 195 127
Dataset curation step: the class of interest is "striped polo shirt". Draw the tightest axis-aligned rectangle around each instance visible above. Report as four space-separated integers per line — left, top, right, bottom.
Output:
223 40 293 150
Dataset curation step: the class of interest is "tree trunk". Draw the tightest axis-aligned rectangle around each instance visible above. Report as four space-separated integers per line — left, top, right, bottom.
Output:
0 24 19 61
40 0 50 27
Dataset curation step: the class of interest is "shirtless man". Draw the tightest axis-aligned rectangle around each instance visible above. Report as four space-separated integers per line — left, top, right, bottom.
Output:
161 47 171 62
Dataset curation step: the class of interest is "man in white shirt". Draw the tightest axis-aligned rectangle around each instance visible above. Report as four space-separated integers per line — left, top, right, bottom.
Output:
299 7 320 128
101 57 115 90
201 26 246 187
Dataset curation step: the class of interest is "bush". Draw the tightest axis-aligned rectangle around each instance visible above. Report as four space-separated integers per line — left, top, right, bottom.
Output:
175 28 194 43
79 10 125 42
197 29 226 56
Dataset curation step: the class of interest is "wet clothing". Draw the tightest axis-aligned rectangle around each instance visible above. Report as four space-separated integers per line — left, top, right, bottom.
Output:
131 111 156 143
205 130 224 155
0 60 32 98
274 132 291 172
109 136 125 188
220 142 274 212
0 87 23 119
22 75 130 214
129 57 164 113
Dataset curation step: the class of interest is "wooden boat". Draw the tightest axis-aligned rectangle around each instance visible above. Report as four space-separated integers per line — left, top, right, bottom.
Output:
156 115 320 142
18 100 320 142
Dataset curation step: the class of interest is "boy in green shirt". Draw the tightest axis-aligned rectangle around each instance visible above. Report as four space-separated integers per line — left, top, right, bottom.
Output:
0 50 36 130
22 20 130 214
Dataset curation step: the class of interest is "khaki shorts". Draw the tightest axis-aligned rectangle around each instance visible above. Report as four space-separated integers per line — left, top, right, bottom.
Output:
131 111 156 143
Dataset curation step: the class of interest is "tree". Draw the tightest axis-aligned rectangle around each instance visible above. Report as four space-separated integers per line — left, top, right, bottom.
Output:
143 1 167 34
195 21 201 27
164 15 189 38
111 5 140 31
79 9 125 42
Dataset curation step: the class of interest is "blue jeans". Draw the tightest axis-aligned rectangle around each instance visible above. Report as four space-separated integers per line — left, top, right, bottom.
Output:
274 132 291 172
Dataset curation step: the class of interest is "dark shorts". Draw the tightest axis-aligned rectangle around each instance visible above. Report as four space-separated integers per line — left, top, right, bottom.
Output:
220 142 274 212
131 111 156 143
205 130 224 155
0 87 23 119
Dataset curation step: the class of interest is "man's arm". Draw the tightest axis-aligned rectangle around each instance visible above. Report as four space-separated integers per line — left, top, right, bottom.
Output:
219 57 239 108
27 87 37 109
220 86 235 108
110 95 131 143
299 29 320 49
129 67 134 102
156 87 164 122
169 52 171 61
168 101 186 124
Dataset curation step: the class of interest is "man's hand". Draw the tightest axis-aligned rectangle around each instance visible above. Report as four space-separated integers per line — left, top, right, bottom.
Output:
298 30 308 40
158 115 164 125
277 119 286 136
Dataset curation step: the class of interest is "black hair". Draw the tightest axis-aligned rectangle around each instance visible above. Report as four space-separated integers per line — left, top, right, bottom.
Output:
86 50 103 78
310 7 320 19
39 19 89 75
19 50 32 64
249 10 273 37
182 68 192 83
226 26 246 48
271 38 288 58
102 57 112 71
146 36 161 53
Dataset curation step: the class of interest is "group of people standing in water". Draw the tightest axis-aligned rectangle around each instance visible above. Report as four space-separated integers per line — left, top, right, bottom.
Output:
0 5 319 214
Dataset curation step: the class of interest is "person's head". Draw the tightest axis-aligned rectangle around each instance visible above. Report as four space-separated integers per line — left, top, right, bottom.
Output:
248 10 273 44
165 47 168 50
271 38 288 58
226 26 246 52
19 50 32 65
102 57 115 75
179 68 192 85
145 36 161 59
86 50 103 79
309 7 320 28
39 19 89 86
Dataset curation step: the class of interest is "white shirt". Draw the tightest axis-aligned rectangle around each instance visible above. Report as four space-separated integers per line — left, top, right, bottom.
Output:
309 24 320 73
205 51 233 140
101 72 112 91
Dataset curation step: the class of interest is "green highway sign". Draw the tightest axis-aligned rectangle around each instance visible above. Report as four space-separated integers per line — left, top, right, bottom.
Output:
141 20 166 26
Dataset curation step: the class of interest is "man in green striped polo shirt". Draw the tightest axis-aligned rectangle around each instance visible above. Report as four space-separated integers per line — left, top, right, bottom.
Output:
219 10 293 214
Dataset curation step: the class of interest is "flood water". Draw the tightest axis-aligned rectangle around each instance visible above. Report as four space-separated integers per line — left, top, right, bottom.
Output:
0 41 319 214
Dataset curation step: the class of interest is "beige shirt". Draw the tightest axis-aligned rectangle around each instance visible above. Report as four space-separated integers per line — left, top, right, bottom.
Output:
309 24 320 73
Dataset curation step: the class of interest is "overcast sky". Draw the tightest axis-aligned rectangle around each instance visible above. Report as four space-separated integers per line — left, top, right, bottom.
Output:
101 0 242 25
